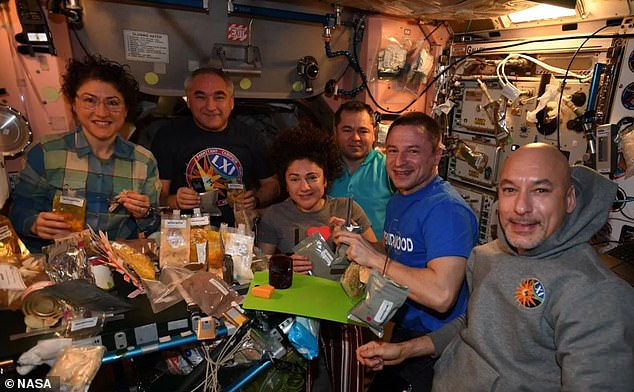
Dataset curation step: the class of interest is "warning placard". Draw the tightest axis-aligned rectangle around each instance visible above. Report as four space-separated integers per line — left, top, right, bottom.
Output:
123 30 169 63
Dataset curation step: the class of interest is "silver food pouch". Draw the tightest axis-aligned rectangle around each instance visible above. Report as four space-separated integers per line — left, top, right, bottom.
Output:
293 232 336 279
348 269 409 337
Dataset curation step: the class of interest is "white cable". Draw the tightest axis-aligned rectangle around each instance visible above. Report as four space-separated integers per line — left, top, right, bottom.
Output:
501 53 593 81
192 328 252 392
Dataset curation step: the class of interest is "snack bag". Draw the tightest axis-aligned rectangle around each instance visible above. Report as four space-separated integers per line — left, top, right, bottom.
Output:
52 187 86 232
348 269 408 337
159 211 190 268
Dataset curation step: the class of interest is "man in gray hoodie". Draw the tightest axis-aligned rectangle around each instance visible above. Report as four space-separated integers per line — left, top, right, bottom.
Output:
357 143 634 390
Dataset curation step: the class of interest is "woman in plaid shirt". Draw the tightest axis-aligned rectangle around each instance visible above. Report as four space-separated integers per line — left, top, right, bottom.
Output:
10 56 161 252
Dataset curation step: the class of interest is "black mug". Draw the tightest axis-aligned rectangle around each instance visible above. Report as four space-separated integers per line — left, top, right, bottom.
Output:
269 255 293 289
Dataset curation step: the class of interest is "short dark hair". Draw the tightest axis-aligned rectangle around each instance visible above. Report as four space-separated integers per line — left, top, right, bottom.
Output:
334 100 375 127
271 121 342 191
62 55 139 122
388 111 442 152
184 67 234 97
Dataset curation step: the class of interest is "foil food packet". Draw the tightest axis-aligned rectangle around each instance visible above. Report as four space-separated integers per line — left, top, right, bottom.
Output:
293 232 335 279
348 269 409 337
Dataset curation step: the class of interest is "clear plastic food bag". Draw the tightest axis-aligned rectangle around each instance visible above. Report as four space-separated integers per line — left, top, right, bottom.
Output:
47 344 105 392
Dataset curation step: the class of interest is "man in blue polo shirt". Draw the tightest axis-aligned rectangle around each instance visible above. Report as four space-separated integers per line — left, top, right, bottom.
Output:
329 101 393 239
335 112 478 392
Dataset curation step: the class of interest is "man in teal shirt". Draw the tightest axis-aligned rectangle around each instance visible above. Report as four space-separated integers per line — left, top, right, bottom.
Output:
329 101 393 239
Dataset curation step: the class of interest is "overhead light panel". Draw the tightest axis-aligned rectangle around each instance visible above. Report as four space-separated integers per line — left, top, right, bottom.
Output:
507 4 577 23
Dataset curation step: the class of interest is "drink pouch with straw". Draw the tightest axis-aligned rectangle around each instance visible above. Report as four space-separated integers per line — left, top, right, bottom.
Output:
348 269 409 337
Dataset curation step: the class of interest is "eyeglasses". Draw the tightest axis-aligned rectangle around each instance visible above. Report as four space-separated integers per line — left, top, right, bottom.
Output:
76 94 124 112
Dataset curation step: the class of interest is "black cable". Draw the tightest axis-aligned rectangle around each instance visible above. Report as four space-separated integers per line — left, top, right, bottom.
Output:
418 22 443 46
361 31 634 115
555 23 612 149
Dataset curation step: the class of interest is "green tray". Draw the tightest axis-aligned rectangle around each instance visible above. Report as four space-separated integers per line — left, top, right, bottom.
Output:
242 271 359 324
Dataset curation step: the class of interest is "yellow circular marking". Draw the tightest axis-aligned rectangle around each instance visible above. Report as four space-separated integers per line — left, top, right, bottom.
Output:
144 72 160 85
292 81 304 92
41 87 59 102
239 78 252 90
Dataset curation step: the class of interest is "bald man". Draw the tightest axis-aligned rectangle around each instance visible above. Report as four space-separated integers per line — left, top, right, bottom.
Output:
357 143 634 391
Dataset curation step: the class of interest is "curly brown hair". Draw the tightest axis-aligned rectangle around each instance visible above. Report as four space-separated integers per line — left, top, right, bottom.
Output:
271 121 342 191
61 55 139 122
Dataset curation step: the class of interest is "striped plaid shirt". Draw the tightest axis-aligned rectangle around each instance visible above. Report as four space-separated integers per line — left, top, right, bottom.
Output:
9 128 162 252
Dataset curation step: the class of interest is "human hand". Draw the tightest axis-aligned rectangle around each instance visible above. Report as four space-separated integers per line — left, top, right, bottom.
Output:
329 216 346 228
290 254 313 274
119 190 152 219
31 212 72 239
333 230 382 268
242 190 258 211
176 187 200 210
356 341 408 371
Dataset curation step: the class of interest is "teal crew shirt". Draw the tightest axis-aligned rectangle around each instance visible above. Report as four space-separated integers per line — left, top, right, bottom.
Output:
328 149 393 239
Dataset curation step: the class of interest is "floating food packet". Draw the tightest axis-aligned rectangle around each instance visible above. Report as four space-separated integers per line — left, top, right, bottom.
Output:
52 187 86 233
226 182 245 210
293 232 335 279
0 214 29 263
160 210 190 268
348 269 408 338
0 215 40 310
340 262 367 299
112 242 156 281
47 345 105 392
222 229 254 284
43 240 92 284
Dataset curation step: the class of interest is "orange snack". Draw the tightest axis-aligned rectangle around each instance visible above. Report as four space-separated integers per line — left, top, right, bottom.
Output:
251 284 275 299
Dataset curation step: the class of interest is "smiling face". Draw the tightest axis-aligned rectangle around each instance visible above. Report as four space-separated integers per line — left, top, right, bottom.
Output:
497 144 576 253
73 79 127 145
285 158 327 212
335 109 375 165
186 72 234 132
385 124 442 195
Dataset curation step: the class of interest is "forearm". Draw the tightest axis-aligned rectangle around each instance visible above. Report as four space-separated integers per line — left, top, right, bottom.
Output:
377 257 464 313
255 177 280 207
136 176 161 233
401 335 437 359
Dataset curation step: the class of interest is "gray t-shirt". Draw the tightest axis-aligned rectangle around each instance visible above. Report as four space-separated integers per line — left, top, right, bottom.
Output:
257 196 372 279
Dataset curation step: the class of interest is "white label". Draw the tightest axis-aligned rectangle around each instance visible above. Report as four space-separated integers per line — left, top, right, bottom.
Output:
196 243 206 264
70 316 99 332
227 183 244 190
190 216 210 226
209 278 229 295
124 30 169 63
373 299 395 323
0 264 26 290
59 195 85 207
27 32 48 42
164 219 186 229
